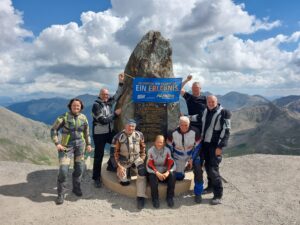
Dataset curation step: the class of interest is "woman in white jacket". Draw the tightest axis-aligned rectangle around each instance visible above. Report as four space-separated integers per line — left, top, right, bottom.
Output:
146 135 176 208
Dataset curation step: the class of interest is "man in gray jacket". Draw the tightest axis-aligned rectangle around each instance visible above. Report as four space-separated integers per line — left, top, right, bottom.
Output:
200 95 231 205
92 73 124 188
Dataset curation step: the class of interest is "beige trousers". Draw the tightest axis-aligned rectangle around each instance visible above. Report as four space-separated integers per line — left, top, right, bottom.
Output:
117 165 147 198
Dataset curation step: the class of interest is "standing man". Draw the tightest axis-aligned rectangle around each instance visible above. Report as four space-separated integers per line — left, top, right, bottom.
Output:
114 119 147 210
181 75 207 130
200 95 231 205
167 116 203 204
92 73 124 188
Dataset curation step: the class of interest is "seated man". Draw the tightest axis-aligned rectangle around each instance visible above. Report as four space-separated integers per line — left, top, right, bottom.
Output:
167 116 203 203
114 119 147 209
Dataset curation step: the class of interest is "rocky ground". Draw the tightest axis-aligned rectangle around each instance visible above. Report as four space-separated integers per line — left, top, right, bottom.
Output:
0 154 299 225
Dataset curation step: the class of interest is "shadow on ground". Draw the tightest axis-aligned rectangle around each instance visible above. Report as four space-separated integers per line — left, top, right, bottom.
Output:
0 168 213 212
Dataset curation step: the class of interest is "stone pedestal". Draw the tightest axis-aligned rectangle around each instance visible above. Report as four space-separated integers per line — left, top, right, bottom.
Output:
101 163 194 199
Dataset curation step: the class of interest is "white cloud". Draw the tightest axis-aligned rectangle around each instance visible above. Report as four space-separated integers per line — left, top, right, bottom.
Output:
0 0 32 52
0 0 300 98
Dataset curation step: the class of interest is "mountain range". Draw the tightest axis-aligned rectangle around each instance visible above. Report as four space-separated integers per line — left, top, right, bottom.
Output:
5 91 273 125
272 95 300 118
0 107 57 165
228 102 300 156
7 94 97 126
2 91 300 160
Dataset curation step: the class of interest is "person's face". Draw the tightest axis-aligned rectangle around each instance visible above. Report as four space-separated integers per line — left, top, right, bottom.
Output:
125 124 136 134
179 121 189 133
71 101 82 115
192 84 201 97
207 97 218 110
100 89 109 102
154 136 164 150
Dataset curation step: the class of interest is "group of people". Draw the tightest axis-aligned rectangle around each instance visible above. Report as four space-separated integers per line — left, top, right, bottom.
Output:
50 73 231 210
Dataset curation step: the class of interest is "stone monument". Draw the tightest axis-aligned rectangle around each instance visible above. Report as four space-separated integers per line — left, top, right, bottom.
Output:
114 30 180 142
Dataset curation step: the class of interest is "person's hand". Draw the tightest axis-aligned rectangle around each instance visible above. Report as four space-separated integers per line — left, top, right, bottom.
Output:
162 171 170 180
215 147 222 156
117 165 126 178
187 159 193 170
56 144 65 151
156 171 165 181
181 88 186 96
86 145 92 152
119 72 125 83
186 74 192 81
115 108 122 115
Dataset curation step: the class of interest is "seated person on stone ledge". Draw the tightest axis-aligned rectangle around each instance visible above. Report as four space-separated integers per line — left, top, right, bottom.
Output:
146 135 176 208
106 134 118 172
114 119 147 209
167 116 203 204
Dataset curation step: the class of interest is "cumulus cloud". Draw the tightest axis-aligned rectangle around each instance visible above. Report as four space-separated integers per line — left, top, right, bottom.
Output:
0 0 300 98
0 0 33 51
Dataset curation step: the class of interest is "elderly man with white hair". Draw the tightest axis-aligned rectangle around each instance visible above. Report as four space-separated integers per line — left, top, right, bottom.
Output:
167 116 203 203
91 73 124 188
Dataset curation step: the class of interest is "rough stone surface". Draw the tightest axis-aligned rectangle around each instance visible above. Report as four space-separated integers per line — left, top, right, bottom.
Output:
114 31 180 137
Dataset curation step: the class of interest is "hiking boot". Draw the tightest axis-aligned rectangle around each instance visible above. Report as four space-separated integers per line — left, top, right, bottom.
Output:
194 195 202 204
120 181 130 186
202 186 213 195
152 199 160 208
210 197 222 205
137 197 145 210
94 179 102 188
55 194 64 205
166 198 174 208
72 189 83 197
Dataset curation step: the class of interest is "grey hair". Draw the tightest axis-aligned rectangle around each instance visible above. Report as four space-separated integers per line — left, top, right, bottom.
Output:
192 82 201 87
100 88 108 93
179 116 190 125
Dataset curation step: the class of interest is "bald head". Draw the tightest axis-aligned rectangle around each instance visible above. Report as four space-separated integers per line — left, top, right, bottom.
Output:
207 95 218 110
99 88 109 102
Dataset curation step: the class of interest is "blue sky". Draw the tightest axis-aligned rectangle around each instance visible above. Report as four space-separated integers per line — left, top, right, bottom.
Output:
234 0 300 51
13 0 111 36
1 0 300 100
14 0 300 49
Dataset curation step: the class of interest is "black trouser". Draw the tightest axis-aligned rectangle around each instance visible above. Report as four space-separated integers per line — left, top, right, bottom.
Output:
204 161 212 189
148 172 176 200
200 142 223 198
92 133 113 180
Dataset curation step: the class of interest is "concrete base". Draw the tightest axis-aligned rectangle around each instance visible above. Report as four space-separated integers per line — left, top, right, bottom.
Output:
101 163 194 199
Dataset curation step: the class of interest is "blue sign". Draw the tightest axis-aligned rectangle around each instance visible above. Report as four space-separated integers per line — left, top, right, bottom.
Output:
132 78 182 103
